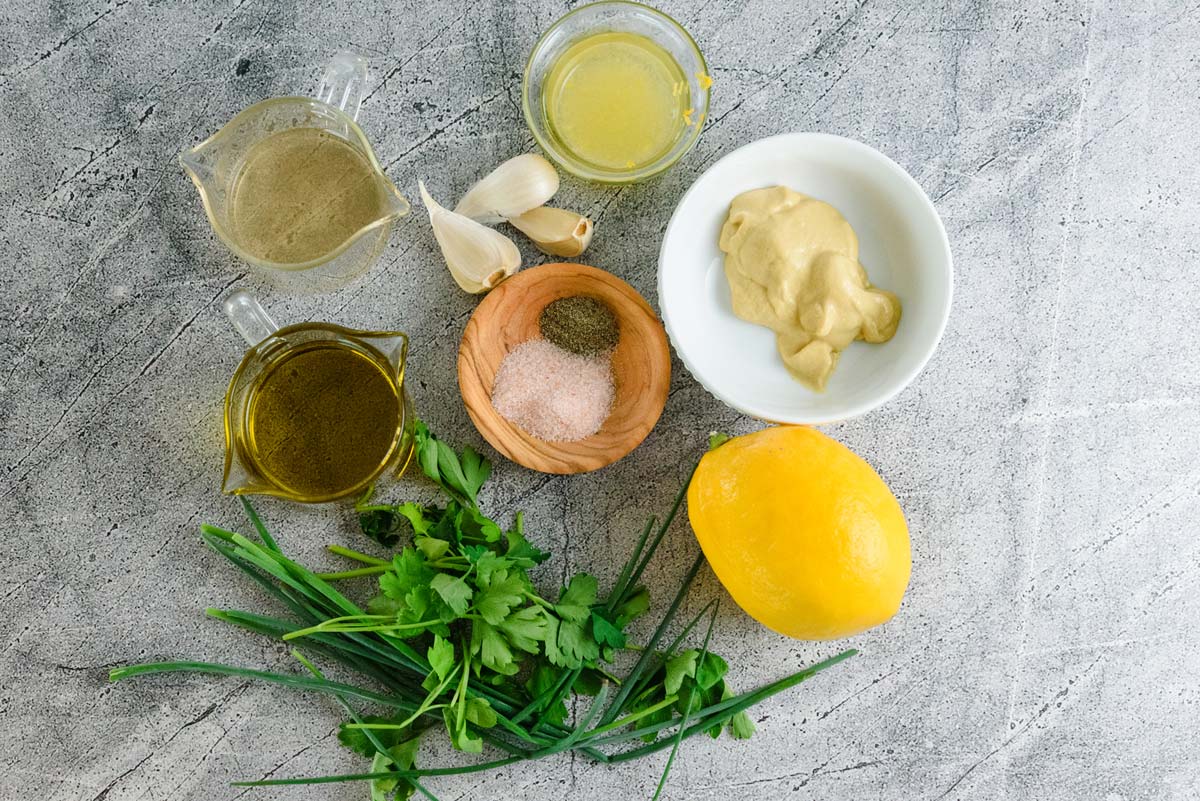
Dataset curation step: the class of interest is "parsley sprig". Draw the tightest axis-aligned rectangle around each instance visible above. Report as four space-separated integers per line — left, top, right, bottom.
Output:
110 422 856 801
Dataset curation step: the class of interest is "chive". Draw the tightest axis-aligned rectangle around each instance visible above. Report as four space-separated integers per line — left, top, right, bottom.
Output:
651 600 718 800
620 598 716 711
584 693 679 738
528 684 609 758
290 650 440 801
231 756 525 786
622 467 696 599
206 531 576 746
605 516 655 614
109 661 420 714
595 649 857 754
240 498 280 553
598 553 705 727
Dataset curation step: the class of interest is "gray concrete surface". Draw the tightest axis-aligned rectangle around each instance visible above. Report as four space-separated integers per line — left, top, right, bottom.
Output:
2 1 1197 799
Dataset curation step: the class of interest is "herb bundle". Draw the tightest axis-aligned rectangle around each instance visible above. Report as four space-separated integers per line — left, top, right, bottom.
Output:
110 423 855 800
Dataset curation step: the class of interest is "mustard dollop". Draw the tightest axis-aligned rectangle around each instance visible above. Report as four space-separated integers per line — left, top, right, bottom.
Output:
719 186 902 391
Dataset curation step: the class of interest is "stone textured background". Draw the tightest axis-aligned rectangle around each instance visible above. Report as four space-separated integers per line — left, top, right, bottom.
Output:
2 1 1198 799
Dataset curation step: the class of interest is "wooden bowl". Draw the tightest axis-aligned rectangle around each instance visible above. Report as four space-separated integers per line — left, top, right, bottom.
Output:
459 263 671 474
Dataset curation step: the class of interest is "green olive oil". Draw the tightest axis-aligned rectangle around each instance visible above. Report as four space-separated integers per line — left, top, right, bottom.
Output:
246 341 399 499
229 127 387 264
542 31 690 171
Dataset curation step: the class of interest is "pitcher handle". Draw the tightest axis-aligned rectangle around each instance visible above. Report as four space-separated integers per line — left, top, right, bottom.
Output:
224 289 278 346
315 52 368 121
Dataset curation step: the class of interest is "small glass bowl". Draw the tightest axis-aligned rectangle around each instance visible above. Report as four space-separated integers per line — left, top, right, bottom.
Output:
522 1 710 184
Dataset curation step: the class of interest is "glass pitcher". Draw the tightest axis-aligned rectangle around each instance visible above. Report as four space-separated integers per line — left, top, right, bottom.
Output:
221 290 415 503
182 54 409 291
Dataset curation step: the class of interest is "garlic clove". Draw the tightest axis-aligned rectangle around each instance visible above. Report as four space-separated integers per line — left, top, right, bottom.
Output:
507 207 594 258
453 154 560 224
419 180 521 294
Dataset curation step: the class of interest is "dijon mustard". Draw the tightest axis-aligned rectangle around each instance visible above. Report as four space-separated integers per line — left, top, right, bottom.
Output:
718 186 901 391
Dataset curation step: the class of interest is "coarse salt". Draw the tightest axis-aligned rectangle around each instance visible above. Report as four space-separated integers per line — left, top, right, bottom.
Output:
491 339 614 442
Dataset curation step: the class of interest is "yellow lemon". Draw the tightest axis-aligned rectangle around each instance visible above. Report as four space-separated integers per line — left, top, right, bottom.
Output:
687 426 910 640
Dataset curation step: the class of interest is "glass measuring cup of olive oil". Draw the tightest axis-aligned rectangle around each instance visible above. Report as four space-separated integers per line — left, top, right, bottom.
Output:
220 290 415 503
181 54 409 291
523 1 710 183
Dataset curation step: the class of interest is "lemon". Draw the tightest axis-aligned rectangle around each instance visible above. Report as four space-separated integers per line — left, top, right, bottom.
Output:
687 426 910 640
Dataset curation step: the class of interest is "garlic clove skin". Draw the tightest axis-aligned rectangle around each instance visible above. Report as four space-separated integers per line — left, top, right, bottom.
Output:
454 154 560 224
419 180 521 294
507 207 594 258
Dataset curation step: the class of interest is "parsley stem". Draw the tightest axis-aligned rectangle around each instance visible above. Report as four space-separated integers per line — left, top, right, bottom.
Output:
521 591 555 610
315 565 391 580
283 617 440 641
326 545 389 566
582 694 679 738
343 704 448 730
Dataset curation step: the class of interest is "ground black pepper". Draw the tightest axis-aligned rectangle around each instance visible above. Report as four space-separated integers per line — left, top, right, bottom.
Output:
538 295 619 356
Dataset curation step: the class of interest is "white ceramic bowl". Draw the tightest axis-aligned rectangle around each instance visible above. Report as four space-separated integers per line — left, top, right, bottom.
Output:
658 133 952 424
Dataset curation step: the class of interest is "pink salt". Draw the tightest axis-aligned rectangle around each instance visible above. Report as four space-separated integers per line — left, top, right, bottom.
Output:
491 339 614 442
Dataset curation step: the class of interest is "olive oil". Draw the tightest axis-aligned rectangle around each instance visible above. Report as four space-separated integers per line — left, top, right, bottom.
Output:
542 31 689 171
246 341 399 499
229 127 387 264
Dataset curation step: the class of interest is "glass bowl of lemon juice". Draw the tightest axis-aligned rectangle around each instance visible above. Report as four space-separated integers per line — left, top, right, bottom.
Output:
523 1 710 183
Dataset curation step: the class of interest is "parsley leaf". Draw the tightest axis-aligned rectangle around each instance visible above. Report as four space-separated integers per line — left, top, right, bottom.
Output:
375 550 442 636
664 650 699 695
459 445 491 500
414 535 449 560
498 606 546 653
459 506 502 542
695 651 729 690
554 614 599 668
572 669 604 696
427 635 455 682
473 551 512 586
475 569 526 626
470 620 518 675
730 709 757 739
561 573 600 609
506 524 550 568
442 706 482 753
359 509 404 548
615 585 650 624
464 696 497 728
338 715 407 758
591 608 626 649
430 573 473 616
380 550 434 601
542 614 565 667
413 422 491 508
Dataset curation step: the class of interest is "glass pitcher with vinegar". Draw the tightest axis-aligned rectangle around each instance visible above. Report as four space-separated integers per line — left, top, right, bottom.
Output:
181 54 409 291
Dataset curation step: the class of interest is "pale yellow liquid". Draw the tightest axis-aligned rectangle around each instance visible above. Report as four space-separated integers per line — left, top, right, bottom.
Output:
229 128 386 264
542 32 689 171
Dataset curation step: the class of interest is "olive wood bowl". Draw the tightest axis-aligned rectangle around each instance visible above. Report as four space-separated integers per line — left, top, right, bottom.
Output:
458 262 670 474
